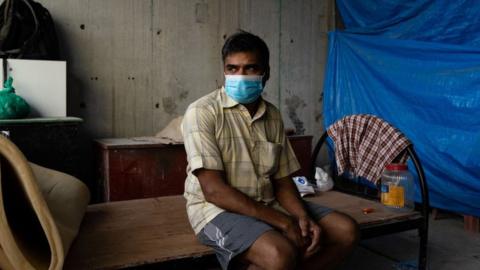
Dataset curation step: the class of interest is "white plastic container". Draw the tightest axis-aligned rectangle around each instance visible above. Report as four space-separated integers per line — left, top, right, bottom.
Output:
380 163 414 211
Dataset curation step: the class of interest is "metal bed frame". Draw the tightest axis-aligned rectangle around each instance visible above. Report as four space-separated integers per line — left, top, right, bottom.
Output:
310 131 430 270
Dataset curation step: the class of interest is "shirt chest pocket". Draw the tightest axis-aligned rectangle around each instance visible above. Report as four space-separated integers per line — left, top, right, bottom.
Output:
254 141 283 176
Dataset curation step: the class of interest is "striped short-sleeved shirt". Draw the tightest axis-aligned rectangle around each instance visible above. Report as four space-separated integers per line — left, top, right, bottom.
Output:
182 87 301 234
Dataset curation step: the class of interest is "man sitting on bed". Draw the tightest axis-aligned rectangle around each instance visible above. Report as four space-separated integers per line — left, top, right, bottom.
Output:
182 30 359 270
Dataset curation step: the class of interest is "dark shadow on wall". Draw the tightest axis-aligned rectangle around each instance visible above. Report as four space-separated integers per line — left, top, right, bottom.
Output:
54 19 97 202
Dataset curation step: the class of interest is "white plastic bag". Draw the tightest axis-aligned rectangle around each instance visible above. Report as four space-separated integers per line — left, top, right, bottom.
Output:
314 167 334 192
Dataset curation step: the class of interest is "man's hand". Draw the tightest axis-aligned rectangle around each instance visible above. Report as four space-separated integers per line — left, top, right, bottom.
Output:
282 218 306 250
298 216 322 258
272 176 323 258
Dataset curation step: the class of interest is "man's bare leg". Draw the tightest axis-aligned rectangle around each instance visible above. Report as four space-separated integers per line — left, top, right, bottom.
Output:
233 230 299 270
301 212 359 270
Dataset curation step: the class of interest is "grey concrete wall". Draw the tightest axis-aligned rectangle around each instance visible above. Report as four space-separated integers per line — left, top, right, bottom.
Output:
40 0 335 139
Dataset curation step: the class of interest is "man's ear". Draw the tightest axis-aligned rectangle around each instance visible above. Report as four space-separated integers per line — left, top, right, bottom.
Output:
262 66 270 86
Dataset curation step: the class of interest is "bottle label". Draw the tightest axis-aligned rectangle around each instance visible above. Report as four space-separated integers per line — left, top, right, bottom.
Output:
381 185 405 208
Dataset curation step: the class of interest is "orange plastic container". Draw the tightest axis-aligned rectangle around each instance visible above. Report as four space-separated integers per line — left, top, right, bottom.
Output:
380 163 414 211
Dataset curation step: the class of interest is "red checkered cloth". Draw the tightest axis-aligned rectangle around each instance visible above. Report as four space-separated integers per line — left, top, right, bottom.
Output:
327 114 411 184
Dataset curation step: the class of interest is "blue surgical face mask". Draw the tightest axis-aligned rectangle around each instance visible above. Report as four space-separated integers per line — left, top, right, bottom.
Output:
224 75 264 104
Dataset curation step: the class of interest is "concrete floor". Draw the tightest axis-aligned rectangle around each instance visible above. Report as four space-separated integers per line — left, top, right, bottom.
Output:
340 214 480 270
148 213 480 269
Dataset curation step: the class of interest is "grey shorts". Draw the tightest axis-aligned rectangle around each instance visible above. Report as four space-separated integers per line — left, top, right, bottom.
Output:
197 201 333 270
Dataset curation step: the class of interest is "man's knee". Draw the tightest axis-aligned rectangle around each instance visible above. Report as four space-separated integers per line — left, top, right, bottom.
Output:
263 239 298 270
319 212 360 248
241 231 299 270
244 232 298 270
332 214 360 247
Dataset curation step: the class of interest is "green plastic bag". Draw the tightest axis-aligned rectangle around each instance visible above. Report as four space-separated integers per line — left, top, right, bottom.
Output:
0 76 30 119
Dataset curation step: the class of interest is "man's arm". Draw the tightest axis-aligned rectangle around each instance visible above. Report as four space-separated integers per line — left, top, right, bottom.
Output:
272 176 309 218
273 176 322 258
195 168 305 247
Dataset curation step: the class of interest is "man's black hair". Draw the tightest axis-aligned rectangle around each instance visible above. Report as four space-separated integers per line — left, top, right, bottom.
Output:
222 30 270 71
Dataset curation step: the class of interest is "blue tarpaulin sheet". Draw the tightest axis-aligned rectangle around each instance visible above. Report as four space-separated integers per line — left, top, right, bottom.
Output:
324 1 480 216
337 0 480 46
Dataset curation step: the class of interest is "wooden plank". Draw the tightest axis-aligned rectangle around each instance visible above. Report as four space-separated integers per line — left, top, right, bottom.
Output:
65 192 421 269
95 137 181 149
64 196 212 270
0 117 82 125
305 191 419 225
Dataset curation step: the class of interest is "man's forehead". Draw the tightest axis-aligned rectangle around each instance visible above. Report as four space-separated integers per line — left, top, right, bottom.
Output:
224 51 260 64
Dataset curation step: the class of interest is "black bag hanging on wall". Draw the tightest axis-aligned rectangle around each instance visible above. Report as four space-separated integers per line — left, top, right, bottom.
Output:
0 0 60 60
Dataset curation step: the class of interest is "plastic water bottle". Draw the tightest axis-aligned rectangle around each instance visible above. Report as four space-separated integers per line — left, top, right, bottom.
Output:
380 164 414 211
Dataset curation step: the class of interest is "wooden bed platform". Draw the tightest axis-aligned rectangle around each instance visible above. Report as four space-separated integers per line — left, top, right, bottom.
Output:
64 191 421 269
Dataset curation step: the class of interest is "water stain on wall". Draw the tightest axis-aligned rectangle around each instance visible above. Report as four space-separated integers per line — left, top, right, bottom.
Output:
179 90 189 100
315 111 322 123
195 3 208 23
284 95 306 135
315 92 324 123
162 97 177 114
164 76 188 114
